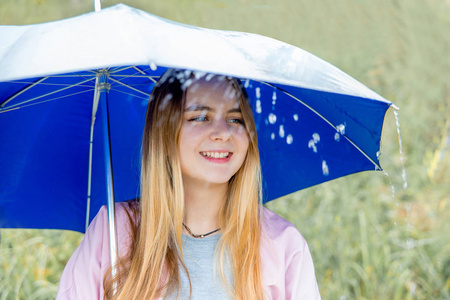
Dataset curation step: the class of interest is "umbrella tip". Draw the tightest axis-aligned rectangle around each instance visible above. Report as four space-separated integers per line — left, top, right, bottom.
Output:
390 104 400 111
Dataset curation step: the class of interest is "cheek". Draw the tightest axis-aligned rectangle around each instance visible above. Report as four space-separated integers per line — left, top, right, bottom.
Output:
234 128 250 152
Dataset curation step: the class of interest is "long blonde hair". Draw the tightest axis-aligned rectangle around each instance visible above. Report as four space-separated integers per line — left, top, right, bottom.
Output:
104 69 264 299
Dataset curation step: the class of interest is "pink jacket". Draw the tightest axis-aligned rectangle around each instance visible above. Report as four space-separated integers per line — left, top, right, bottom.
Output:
57 202 321 299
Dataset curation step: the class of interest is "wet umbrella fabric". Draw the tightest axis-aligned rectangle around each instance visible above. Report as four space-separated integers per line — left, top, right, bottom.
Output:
0 4 392 233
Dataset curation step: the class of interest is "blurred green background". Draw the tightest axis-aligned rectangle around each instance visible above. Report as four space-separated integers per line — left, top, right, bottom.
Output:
1 0 449 299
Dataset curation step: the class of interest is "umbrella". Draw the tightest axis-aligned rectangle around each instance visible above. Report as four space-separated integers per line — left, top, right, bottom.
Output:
0 4 392 234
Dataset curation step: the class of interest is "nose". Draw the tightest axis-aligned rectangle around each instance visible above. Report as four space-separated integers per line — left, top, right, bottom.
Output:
210 119 232 141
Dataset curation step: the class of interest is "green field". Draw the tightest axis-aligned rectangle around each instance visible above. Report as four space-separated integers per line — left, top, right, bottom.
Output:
1 0 449 299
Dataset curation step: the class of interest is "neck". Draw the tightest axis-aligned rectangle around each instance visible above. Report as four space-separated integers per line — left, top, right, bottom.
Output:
183 178 227 234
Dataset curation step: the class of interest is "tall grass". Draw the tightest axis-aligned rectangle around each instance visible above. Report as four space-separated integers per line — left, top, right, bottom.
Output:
1 0 449 299
0 230 82 300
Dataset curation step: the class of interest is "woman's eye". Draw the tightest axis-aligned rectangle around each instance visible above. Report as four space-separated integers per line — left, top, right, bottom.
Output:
188 115 208 122
228 118 244 125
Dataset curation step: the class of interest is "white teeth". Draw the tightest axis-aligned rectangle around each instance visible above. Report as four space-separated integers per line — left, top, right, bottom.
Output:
201 152 229 158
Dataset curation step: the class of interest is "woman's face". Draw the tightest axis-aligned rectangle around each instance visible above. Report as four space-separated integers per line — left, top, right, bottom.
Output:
178 76 249 187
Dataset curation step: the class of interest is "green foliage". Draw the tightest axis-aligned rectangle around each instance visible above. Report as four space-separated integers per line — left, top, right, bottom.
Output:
0 230 82 300
1 0 449 299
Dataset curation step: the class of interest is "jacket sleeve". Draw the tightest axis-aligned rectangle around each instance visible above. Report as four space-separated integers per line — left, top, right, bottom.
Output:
285 236 321 300
56 206 110 300
260 207 321 300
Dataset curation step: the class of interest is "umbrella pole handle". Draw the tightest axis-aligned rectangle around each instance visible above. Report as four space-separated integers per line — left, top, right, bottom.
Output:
95 70 118 293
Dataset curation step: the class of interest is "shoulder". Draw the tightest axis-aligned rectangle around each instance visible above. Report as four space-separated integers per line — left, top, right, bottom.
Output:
56 201 137 299
259 207 321 299
260 207 308 252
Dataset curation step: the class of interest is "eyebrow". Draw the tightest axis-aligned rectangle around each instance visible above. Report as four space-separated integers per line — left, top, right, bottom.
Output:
184 105 241 114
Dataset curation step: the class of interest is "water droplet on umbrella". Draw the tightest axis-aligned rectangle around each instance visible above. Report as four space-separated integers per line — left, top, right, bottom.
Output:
334 132 340 142
293 114 299 121
322 160 329 176
244 79 250 88
150 62 157 71
286 134 293 144
268 113 277 124
256 99 262 114
255 87 261 98
272 90 277 101
279 125 285 138
336 124 345 135
308 140 317 153
271 133 275 140
312 133 320 142
308 133 320 152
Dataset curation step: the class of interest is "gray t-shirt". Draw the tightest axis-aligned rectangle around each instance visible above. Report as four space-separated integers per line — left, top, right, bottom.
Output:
165 234 232 299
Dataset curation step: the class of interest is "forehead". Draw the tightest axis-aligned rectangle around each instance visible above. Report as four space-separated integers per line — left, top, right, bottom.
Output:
185 76 239 108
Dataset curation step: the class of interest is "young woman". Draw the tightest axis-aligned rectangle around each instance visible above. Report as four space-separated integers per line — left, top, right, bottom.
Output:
57 69 321 299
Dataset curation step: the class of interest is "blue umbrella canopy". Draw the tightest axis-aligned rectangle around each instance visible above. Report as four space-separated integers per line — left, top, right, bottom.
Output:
0 4 392 233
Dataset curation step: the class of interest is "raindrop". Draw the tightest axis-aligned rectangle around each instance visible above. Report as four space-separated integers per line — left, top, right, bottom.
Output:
192 70 205 79
244 79 250 88
181 79 193 91
255 87 261 99
293 114 299 121
286 134 293 144
312 133 320 143
406 238 415 249
322 160 329 176
271 133 275 140
393 106 408 190
205 73 215 81
279 125 285 138
308 140 317 153
410 283 416 296
159 94 173 110
268 113 277 124
308 133 320 153
150 62 157 71
336 124 346 135
256 99 262 114
335 124 345 142
334 132 340 142
376 151 381 159
272 90 277 101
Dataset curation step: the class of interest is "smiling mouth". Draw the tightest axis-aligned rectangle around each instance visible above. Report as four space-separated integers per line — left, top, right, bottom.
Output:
200 151 231 158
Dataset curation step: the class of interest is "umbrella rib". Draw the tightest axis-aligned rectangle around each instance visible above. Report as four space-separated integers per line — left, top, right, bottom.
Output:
6 81 95 88
260 81 382 170
1 77 48 108
109 66 157 84
0 89 94 113
2 78 94 109
108 87 150 100
133 66 158 83
109 66 136 74
109 77 151 97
